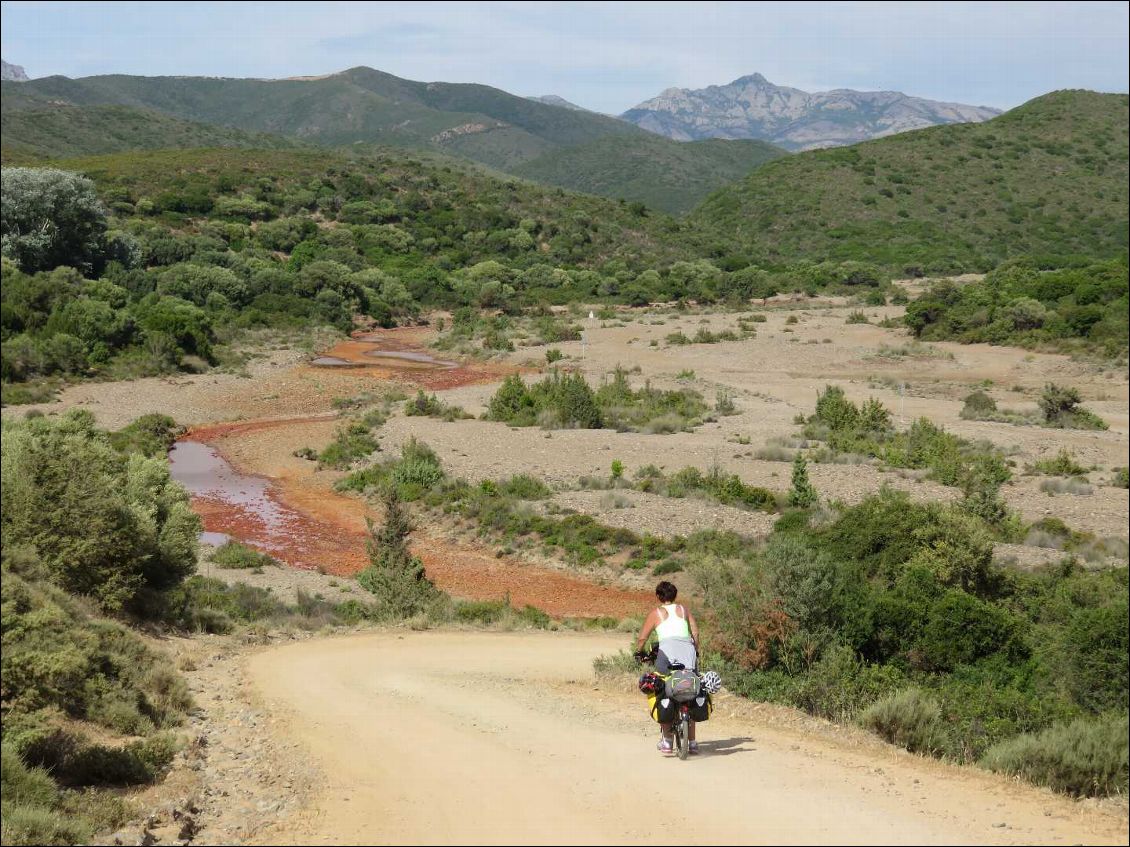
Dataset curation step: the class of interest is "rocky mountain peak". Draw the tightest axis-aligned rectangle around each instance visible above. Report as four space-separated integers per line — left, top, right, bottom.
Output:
2 59 30 82
622 73 1001 150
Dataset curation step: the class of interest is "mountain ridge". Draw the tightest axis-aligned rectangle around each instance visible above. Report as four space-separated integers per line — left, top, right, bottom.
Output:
622 73 1001 150
0 66 787 213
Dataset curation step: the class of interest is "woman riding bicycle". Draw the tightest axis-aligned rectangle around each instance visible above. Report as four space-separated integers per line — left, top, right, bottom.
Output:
635 580 700 755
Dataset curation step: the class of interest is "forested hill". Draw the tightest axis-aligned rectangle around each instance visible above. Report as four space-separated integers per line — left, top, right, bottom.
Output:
690 90 1130 272
513 136 785 215
0 68 785 214
0 104 300 161
0 67 637 169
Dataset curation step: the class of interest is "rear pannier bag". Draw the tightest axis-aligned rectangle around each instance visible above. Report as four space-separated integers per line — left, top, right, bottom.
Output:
665 669 700 702
648 694 678 724
688 694 712 722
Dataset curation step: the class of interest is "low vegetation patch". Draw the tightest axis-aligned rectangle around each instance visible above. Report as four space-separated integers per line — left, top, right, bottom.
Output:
485 366 707 433
1027 450 1091 478
209 541 280 571
802 386 1013 503
629 464 780 513
403 390 473 421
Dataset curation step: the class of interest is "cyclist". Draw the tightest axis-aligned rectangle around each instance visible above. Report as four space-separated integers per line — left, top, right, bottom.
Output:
635 580 701 755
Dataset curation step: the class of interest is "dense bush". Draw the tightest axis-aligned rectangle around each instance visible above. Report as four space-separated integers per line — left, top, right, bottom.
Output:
317 421 380 469
1 410 199 610
1038 383 1108 430
1 742 132 846
694 486 1129 789
209 541 280 571
905 261 1128 357
980 713 1128 797
859 688 947 755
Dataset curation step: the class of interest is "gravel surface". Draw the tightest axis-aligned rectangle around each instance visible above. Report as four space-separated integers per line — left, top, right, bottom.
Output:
9 302 1126 543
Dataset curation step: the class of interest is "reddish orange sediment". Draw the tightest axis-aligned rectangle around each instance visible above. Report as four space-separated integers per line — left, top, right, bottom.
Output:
187 413 339 442
182 410 652 619
307 327 514 391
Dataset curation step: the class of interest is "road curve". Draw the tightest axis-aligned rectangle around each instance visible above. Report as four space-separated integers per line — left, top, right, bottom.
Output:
246 631 1126 846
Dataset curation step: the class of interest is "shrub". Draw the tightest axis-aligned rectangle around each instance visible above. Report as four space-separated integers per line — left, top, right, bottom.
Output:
1 168 108 273
794 646 907 721
496 474 552 500
1039 384 1108 430
317 422 380 469
1040 478 1093 496
0 742 131 846
845 310 869 324
209 541 278 570
1 411 199 610
787 453 817 508
860 688 947 755
1114 467 1130 489
980 713 1128 797
486 368 704 433
959 391 998 420
107 413 183 457
915 590 1025 671
356 487 443 618
714 389 737 415
1029 450 1089 477
1065 600 1129 712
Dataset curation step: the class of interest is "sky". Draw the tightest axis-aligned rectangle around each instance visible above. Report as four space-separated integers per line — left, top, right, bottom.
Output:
1 1 1127 113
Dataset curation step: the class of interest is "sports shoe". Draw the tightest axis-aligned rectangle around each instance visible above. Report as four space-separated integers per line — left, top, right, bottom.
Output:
657 737 673 755
689 741 700 755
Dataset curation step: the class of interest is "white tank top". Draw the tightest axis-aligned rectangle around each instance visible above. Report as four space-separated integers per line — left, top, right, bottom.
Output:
655 603 691 640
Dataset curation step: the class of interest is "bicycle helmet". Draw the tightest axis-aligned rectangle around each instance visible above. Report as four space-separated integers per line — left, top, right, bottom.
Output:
638 672 663 695
701 670 723 694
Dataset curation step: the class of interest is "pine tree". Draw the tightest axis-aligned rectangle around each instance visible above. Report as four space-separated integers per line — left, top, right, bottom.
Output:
788 453 818 509
357 486 440 617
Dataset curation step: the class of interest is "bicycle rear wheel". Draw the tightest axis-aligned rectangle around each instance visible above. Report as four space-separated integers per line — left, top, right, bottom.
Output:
675 717 690 760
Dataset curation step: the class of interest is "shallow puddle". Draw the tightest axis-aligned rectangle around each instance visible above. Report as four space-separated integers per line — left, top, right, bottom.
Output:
310 356 363 368
362 348 457 369
168 440 342 566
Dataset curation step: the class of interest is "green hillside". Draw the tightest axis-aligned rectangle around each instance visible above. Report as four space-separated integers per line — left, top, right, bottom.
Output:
1 69 790 211
0 104 299 160
1 68 643 171
691 91 1130 271
513 136 786 214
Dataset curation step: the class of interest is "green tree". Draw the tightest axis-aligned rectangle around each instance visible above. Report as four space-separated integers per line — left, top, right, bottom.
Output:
788 453 818 508
356 487 441 618
1 168 108 273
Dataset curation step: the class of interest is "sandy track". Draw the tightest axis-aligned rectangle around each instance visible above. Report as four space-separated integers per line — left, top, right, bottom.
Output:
247 631 1126 846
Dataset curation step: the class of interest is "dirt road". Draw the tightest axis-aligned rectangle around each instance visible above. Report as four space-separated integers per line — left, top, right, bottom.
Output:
247 631 1126 846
